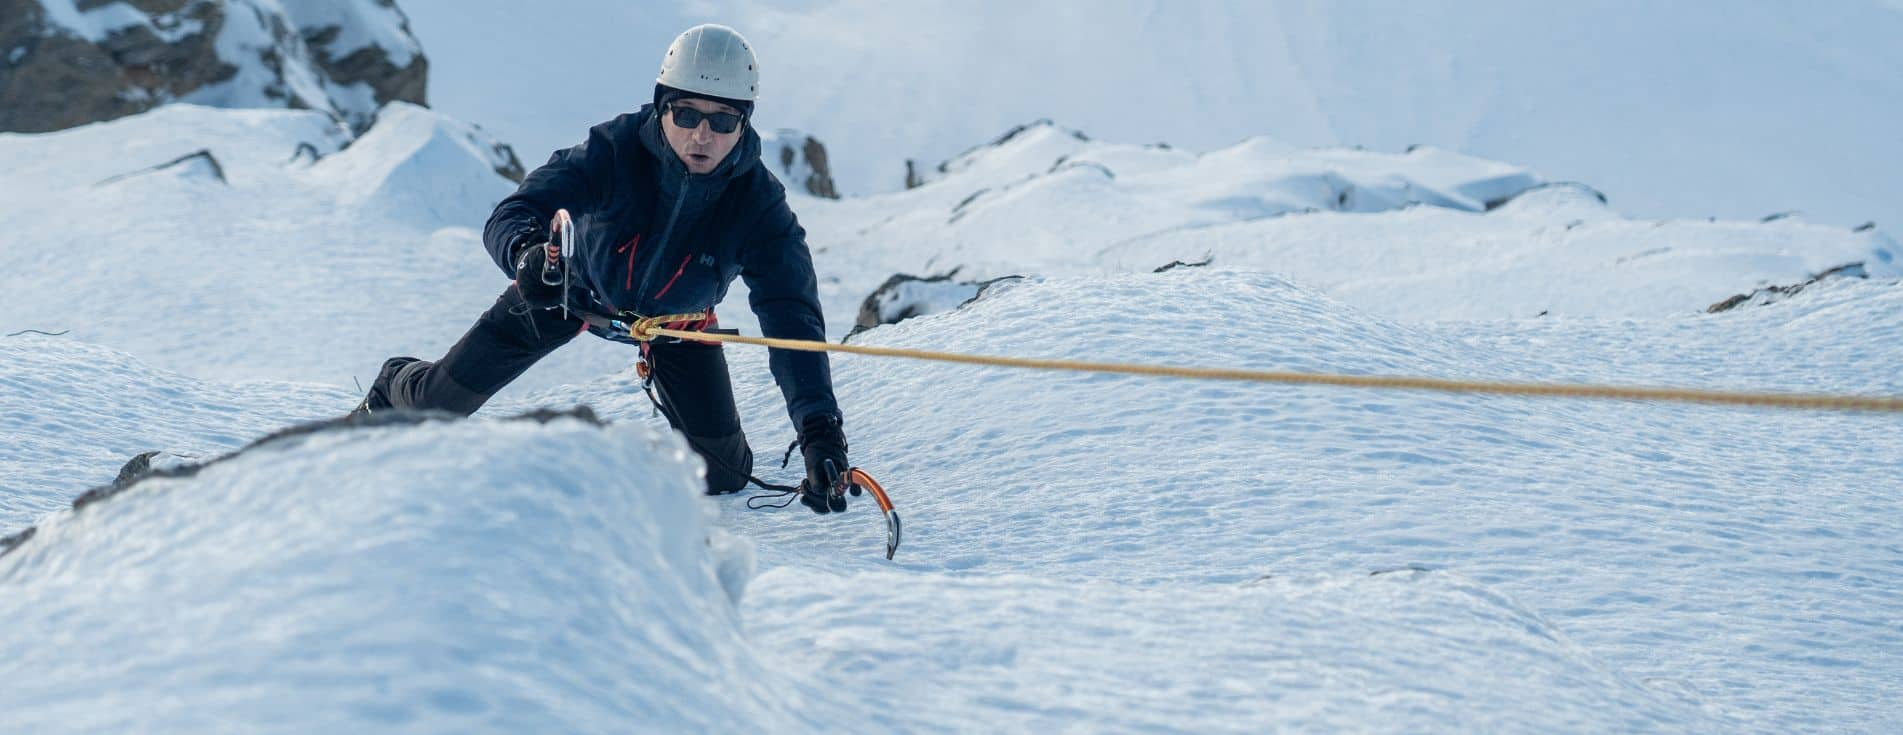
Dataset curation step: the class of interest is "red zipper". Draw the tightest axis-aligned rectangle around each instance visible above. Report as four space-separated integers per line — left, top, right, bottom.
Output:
652 253 694 300
617 234 641 290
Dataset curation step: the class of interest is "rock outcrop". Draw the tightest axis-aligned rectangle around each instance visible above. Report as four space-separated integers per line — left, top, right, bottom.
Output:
764 128 839 199
1706 262 1868 313
0 0 426 134
849 270 1022 339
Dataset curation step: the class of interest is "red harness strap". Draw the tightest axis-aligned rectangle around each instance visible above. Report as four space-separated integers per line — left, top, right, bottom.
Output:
636 309 720 379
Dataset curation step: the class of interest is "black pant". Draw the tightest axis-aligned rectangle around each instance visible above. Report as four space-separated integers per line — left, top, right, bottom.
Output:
376 287 755 494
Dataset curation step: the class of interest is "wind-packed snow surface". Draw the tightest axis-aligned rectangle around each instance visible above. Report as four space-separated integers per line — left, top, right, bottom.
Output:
0 392 794 733
4 99 1902 733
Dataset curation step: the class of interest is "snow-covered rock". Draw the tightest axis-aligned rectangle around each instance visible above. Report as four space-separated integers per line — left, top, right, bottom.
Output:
1108 184 1903 320
280 0 427 131
850 270 1015 334
0 403 799 733
761 127 838 199
804 120 1899 325
0 0 426 134
311 101 527 224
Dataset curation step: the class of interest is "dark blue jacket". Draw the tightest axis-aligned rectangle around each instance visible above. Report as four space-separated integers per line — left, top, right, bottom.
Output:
483 105 837 424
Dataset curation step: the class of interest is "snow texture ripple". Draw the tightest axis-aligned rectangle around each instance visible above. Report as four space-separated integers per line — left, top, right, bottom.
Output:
0 413 805 733
4 100 1902 732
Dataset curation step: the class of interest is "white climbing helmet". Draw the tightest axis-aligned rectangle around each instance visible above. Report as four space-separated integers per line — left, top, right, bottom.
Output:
656 24 759 102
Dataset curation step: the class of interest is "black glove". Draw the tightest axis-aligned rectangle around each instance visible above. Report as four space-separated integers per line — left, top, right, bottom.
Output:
797 412 851 514
512 238 564 309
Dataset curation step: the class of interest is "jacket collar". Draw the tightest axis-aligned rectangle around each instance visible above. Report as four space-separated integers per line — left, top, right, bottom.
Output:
638 104 761 201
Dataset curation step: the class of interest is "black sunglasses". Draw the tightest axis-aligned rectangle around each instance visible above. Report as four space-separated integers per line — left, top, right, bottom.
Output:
665 104 745 134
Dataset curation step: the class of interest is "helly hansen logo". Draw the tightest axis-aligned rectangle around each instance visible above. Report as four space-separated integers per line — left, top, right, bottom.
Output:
699 254 717 267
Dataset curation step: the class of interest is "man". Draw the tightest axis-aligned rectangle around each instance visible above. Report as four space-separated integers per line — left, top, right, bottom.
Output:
354 24 852 514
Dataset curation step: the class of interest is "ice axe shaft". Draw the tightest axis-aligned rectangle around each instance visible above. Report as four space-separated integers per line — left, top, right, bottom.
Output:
547 209 574 317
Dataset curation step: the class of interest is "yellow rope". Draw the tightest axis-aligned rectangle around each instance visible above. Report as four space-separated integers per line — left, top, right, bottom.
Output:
627 314 1903 414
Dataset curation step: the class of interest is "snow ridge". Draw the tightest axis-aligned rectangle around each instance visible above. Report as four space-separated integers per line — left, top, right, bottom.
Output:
0 407 801 734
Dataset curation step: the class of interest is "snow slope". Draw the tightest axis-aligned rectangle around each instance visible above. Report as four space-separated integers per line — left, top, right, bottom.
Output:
5 99 1903 732
0 390 796 733
6 271 1899 732
0 103 626 394
706 271 1903 732
401 0 1903 232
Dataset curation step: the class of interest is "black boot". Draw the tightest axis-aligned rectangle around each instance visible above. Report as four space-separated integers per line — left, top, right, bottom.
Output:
350 356 422 418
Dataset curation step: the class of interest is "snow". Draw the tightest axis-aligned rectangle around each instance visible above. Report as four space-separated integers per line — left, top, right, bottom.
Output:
280 0 423 67
746 567 1713 732
0 402 797 733
310 101 523 227
32 0 207 44
5 48 1903 732
803 124 1899 323
864 276 982 326
189 0 337 116
0 103 628 396
0 336 345 532
720 271 1903 731
8 263 1900 730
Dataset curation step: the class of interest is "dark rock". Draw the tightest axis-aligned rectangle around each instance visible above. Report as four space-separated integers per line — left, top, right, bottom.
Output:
765 130 838 199
937 119 1090 176
1 0 430 135
297 6 426 132
0 526 33 557
951 188 990 217
94 149 227 186
904 159 925 189
1706 262 1868 313
113 451 162 487
0 0 234 133
1047 158 1114 179
488 139 525 183
800 136 837 198
1483 181 1608 211
1153 255 1214 273
289 141 324 164
848 270 1022 340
